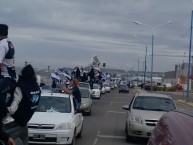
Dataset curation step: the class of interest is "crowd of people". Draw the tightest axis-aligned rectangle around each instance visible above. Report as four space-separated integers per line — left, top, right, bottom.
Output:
0 24 41 145
0 24 106 145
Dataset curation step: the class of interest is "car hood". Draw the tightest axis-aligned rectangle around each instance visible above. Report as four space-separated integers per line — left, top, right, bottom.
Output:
131 109 166 120
29 112 73 125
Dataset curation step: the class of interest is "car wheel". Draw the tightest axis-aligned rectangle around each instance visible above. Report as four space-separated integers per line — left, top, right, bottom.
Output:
70 130 76 145
77 123 83 138
87 108 91 116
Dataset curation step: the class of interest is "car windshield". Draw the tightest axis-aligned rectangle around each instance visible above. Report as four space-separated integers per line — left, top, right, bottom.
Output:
132 96 176 112
36 96 71 113
120 85 128 89
79 83 90 89
80 89 89 98
93 84 100 89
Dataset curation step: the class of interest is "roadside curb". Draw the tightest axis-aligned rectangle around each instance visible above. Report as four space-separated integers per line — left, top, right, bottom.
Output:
176 99 193 108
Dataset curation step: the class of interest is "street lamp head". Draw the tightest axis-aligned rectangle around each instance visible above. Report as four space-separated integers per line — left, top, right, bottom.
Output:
134 21 141 25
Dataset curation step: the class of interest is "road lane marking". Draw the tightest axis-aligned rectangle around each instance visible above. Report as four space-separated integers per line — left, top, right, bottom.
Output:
93 131 101 145
97 134 125 139
113 96 130 99
105 111 126 117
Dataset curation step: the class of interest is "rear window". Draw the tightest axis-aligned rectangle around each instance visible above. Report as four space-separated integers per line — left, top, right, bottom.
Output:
132 96 176 112
36 96 71 113
119 85 128 89
93 84 100 89
80 89 89 98
79 83 90 89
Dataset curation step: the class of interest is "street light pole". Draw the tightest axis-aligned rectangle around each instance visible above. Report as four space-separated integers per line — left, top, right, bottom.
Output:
187 10 193 98
150 34 154 91
138 57 139 85
143 46 147 90
134 20 172 92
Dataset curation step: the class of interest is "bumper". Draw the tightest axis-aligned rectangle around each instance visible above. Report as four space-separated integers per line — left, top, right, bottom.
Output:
92 94 100 98
127 123 154 138
28 129 74 144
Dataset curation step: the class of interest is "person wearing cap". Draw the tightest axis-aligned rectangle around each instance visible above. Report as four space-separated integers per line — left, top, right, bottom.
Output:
0 24 16 145
0 24 16 123
0 24 16 80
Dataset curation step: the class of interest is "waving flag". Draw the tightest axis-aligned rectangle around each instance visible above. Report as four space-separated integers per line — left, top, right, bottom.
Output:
58 68 72 81
51 72 61 82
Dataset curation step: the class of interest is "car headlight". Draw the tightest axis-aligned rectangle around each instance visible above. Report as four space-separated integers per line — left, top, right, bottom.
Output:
56 123 74 130
130 115 142 124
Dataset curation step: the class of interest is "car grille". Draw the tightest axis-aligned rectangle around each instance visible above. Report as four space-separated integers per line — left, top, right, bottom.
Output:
28 124 55 129
29 137 57 142
147 132 152 136
145 120 158 126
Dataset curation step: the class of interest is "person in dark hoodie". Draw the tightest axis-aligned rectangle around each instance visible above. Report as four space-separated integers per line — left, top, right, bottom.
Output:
7 64 41 145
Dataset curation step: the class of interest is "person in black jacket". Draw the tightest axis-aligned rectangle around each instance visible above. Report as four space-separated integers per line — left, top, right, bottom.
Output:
7 64 41 145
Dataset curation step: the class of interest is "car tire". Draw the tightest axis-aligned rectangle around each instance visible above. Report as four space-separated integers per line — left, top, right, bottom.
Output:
77 123 83 138
125 125 132 142
86 108 91 116
70 130 76 145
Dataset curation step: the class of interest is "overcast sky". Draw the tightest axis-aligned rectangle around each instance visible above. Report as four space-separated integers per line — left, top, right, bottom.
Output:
1 0 193 72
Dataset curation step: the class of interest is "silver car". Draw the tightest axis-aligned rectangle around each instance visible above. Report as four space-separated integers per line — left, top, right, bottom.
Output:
80 87 92 115
122 92 176 142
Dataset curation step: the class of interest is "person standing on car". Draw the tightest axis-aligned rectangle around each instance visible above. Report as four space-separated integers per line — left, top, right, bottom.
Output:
61 78 81 108
7 64 41 145
51 80 56 91
0 24 17 120
0 24 16 80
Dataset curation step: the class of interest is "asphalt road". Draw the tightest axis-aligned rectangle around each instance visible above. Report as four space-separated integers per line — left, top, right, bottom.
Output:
76 89 148 145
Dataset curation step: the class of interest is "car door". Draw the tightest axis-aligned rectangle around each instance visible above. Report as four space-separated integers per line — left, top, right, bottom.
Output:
72 97 83 135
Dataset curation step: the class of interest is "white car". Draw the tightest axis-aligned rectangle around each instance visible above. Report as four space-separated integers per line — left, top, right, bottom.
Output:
103 83 111 93
79 87 93 115
123 92 176 142
79 82 92 94
92 84 101 99
28 93 84 145
101 86 106 94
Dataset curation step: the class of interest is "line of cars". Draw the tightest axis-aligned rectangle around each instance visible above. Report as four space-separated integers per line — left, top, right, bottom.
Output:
27 81 117 145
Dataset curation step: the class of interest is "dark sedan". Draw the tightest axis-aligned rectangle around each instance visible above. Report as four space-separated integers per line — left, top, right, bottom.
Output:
119 84 129 93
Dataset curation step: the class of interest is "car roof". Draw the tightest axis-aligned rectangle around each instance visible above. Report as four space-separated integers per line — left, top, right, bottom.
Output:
79 87 89 90
41 92 71 98
79 82 89 85
135 92 172 99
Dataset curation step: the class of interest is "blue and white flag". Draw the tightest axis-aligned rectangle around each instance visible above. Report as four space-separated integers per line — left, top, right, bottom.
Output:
102 73 108 81
51 72 61 82
58 68 72 81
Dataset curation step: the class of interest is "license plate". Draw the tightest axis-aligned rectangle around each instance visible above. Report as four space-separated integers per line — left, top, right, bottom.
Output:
33 134 45 140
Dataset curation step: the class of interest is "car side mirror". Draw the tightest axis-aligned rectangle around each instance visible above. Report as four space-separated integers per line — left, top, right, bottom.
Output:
122 105 130 110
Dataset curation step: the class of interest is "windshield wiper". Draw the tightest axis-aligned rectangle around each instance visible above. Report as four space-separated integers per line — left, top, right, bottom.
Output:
148 109 167 111
133 107 147 110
